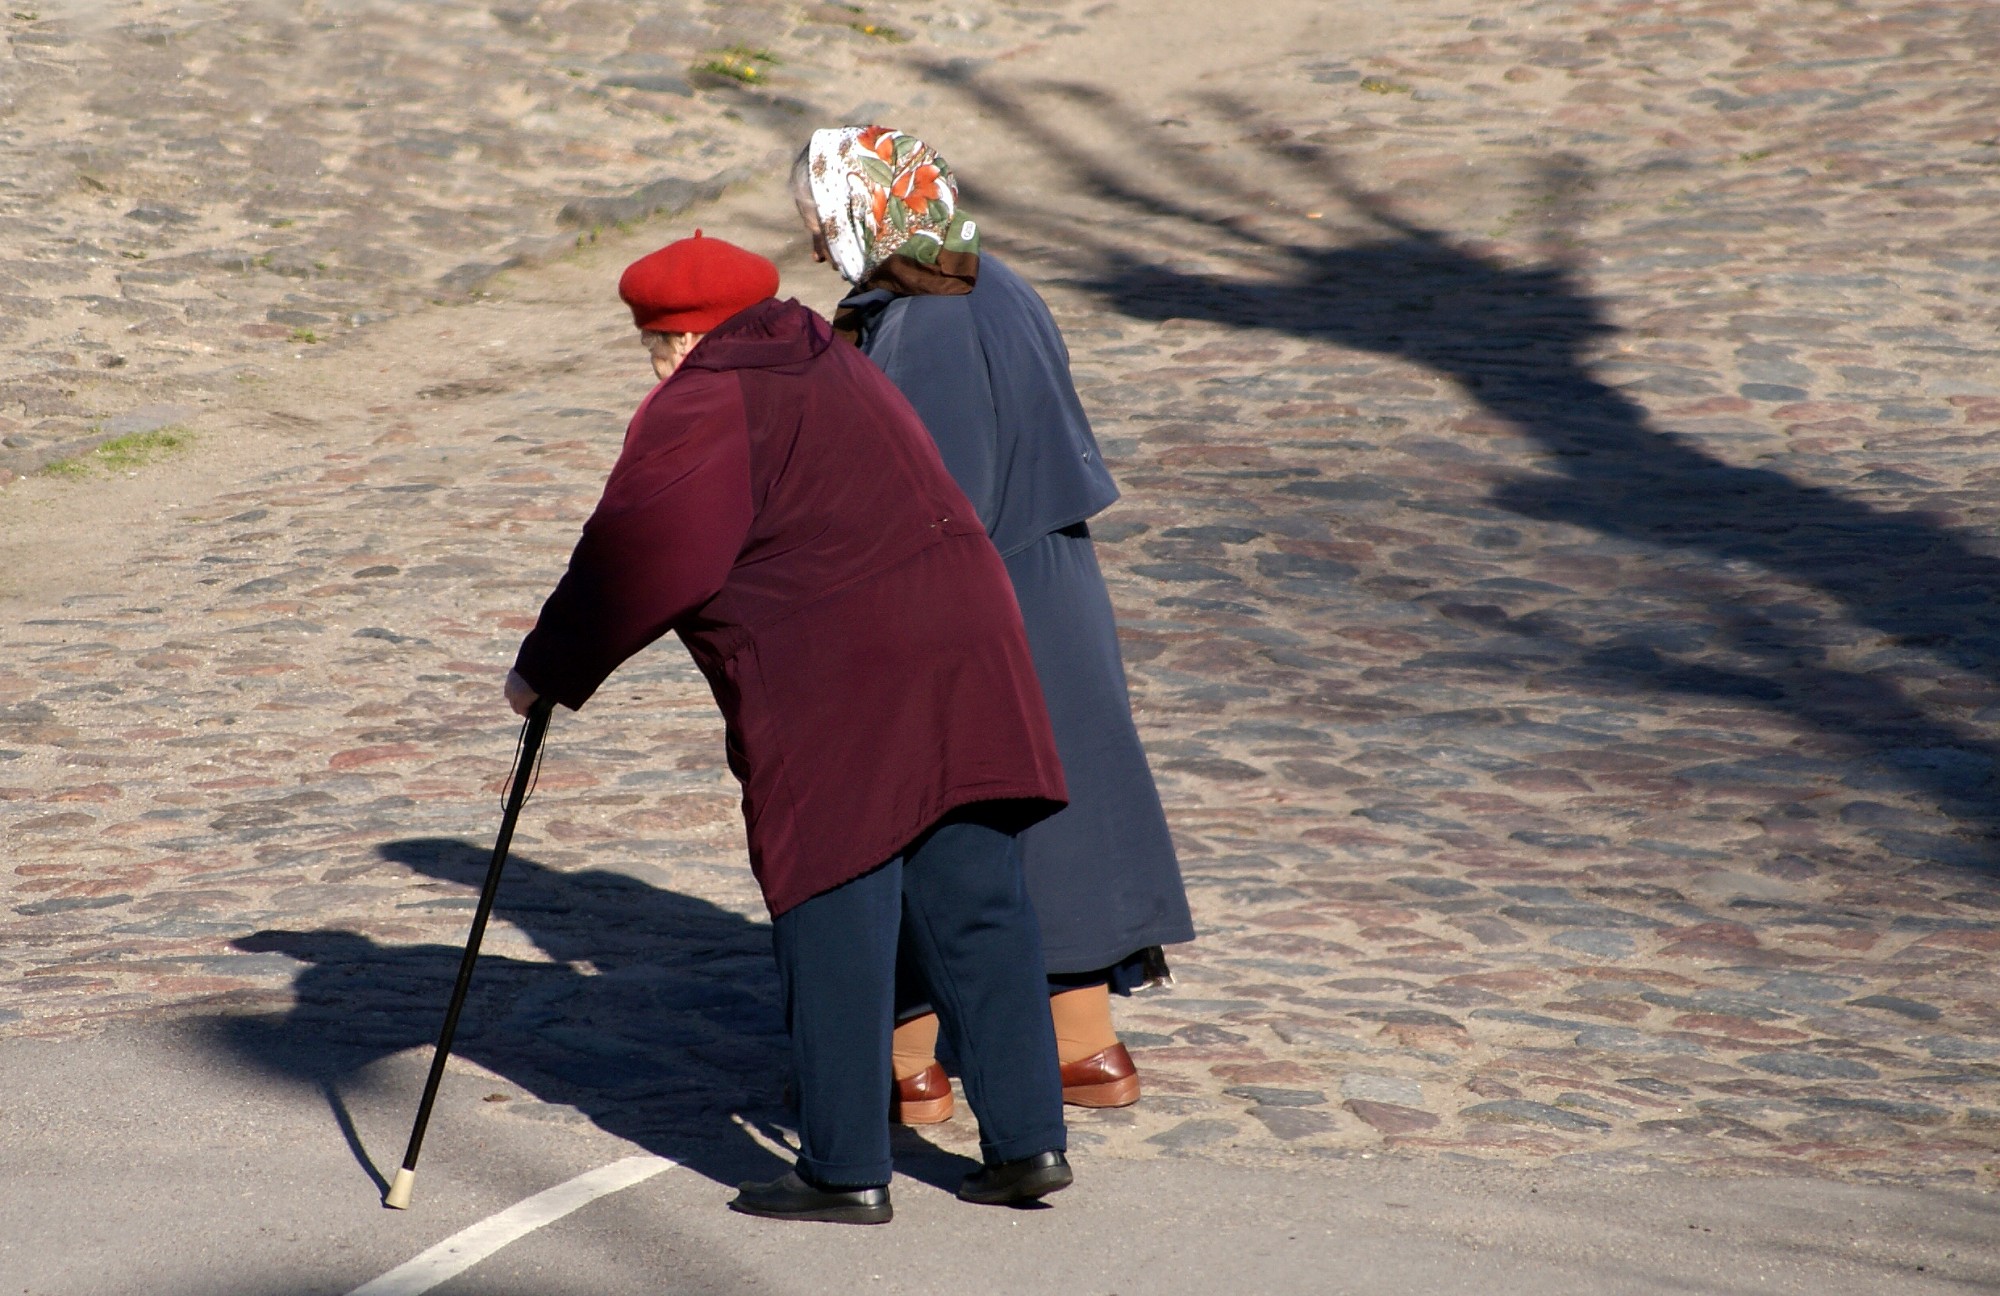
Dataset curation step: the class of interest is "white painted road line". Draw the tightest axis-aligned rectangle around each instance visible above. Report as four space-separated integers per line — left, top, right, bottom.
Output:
345 1156 675 1296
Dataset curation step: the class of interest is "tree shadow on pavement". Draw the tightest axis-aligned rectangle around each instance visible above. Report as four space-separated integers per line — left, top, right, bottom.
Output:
203 837 979 1195
944 73 2000 867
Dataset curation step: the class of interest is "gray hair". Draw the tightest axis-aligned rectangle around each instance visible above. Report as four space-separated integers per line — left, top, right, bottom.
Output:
788 143 816 216
640 328 696 351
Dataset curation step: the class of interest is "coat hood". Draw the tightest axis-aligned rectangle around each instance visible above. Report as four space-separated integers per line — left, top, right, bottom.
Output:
683 297 834 373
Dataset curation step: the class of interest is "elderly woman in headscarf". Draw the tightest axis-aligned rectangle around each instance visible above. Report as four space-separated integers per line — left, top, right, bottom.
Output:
792 126 1195 1121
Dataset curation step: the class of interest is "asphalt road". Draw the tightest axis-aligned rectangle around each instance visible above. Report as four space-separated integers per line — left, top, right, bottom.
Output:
5 1020 1993 1295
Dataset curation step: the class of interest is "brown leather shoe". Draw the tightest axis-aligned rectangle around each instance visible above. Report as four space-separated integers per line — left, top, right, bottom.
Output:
1061 1042 1141 1108
890 1061 954 1125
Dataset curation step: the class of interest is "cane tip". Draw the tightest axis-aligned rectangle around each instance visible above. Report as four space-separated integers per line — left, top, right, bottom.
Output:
384 1167 416 1210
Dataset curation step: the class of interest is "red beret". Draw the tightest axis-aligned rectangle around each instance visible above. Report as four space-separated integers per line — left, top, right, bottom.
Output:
618 231 781 334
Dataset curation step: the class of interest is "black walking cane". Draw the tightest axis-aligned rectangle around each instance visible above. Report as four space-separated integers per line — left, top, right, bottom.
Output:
384 695 555 1210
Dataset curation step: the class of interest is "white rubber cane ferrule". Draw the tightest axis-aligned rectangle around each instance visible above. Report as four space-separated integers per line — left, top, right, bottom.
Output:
384 1167 416 1210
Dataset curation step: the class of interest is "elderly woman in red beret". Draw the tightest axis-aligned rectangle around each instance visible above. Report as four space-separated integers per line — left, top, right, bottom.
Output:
504 232 1074 1224
793 128 1194 1124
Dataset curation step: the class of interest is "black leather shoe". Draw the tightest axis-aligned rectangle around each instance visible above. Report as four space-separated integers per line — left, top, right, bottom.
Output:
729 1170 892 1224
957 1150 1073 1205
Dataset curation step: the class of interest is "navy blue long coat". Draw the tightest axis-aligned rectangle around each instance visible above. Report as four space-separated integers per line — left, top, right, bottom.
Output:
841 256 1195 974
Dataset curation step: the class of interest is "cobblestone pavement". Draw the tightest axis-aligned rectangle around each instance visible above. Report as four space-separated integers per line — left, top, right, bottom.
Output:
0 0 1089 476
9 0 2000 1192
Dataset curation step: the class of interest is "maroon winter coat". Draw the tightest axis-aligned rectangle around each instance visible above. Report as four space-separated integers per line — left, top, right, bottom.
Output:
513 297 1067 915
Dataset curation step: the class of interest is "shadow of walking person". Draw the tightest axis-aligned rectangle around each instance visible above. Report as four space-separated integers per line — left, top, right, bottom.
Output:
203 838 796 1194
944 75 2000 870
202 837 985 1196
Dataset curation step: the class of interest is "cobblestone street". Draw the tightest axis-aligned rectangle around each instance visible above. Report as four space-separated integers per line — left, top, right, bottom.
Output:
7 0 2000 1204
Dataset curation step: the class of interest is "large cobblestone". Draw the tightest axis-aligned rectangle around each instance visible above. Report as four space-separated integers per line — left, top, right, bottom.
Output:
7 0 2000 1189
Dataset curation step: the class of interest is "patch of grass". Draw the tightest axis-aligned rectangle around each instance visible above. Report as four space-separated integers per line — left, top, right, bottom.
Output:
809 1 904 36
43 427 191 479
693 45 779 84
849 21 906 41
1359 76 1413 95
96 428 190 471
290 327 320 344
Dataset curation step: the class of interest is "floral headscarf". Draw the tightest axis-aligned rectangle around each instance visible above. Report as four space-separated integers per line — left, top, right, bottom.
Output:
806 126 981 291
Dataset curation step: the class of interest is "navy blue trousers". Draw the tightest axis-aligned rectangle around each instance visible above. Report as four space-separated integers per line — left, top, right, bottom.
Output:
770 813 1067 1188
